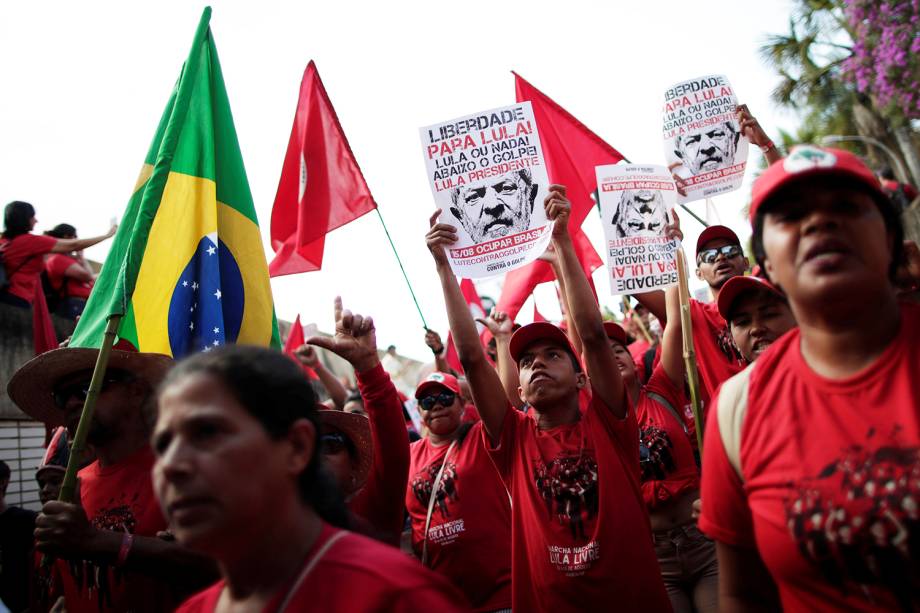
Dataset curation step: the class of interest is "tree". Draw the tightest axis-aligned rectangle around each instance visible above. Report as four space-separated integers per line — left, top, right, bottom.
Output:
760 0 919 185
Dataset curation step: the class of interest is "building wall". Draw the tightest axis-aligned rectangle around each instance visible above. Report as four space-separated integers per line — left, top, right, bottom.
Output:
1 420 45 511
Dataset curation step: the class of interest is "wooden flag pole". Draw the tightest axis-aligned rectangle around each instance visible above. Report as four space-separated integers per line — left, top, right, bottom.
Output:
675 249 704 455
58 316 121 503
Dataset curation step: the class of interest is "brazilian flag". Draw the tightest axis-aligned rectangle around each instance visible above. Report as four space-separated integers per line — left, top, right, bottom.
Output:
71 7 280 356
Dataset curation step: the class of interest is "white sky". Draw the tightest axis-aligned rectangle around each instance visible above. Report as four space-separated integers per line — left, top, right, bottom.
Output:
1 0 801 361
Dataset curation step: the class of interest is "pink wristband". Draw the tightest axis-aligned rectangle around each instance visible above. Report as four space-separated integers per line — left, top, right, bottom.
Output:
116 532 134 567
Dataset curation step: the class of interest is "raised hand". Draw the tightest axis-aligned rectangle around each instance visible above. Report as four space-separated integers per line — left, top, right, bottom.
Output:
736 103 772 149
668 162 689 197
424 329 445 355
426 209 459 268
477 308 515 341
665 208 684 243
544 184 571 240
307 296 379 373
293 344 320 368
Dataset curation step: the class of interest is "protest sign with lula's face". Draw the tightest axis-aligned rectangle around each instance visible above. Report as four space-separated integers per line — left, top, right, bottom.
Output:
662 75 748 204
596 164 680 295
420 101 551 279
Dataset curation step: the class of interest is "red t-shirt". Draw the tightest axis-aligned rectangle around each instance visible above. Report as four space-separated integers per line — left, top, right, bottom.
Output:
407 422 511 612
486 391 670 612
690 299 744 408
637 365 699 509
0 233 57 302
58 446 175 613
350 364 410 544
700 302 920 612
176 523 470 612
45 253 93 299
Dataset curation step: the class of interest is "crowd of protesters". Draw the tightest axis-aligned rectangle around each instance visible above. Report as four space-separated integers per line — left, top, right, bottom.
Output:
0 104 919 613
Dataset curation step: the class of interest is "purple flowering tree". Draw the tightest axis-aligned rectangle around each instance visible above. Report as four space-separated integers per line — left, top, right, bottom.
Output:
843 0 920 122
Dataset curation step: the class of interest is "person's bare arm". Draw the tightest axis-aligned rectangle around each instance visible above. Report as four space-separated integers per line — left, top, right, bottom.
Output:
630 290 667 325
538 245 584 357
717 541 782 612
737 104 782 166
426 211 509 444
659 214 686 389
293 344 348 409
477 309 523 410
50 225 117 254
548 185 626 417
424 329 458 376
35 501 217 590
62 262 94 283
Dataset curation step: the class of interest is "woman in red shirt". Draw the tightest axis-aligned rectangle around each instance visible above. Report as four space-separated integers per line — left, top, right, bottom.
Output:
1 202 114 308
43 223 97 319
700 146 920 612
155 345 468 613
406 371 512 612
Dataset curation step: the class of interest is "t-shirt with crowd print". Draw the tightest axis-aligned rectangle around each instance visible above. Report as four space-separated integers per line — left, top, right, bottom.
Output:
700 301 920 612
486 390 670 613
637 365 699 509
690 298 744 409
406 421 511 612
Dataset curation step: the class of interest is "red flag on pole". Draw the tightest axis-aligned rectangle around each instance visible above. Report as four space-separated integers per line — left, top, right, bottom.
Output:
532 301 548 323
283 314 318 380
269 61 377 276
497 73 624 319
444 278 488 374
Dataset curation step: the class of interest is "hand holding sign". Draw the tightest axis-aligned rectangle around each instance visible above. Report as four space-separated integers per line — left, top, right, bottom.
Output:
544 184 571 240
425 209 459 269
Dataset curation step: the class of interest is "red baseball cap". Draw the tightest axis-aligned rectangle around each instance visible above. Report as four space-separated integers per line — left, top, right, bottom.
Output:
749 145 885 224
415 371 461 399
717 275 784 321
696 225 741 258
603 321 627 345
508 322 581 370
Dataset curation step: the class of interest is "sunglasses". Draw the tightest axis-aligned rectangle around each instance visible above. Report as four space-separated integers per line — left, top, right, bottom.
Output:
697 244 742 265
320 432 350 455
419 391 456 411
52 373 133 409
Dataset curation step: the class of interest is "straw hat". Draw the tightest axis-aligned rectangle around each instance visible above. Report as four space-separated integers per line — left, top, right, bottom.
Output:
7 347 173 426
318 409 373 493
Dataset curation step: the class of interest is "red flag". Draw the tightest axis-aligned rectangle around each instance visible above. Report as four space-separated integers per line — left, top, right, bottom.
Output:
32 283 57 355
496 74 623 319
444 279 488 374
269 61 377 276
532 301 548 323
283 314 318 380
496 228 602 320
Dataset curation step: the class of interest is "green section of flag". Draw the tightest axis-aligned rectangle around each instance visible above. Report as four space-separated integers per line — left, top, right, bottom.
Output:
71 7 280 353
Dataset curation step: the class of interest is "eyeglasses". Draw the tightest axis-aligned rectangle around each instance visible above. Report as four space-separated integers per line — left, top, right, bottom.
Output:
697 244 742 265
52 373 133 409
419 391 456 411
320 432 349 455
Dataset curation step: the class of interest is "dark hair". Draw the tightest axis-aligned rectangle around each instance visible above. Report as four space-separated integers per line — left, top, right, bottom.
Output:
0 460 9 481
751 176 905 281
160 345 349 528
877 165 895 181
45 224 77 239
3 201 35 240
